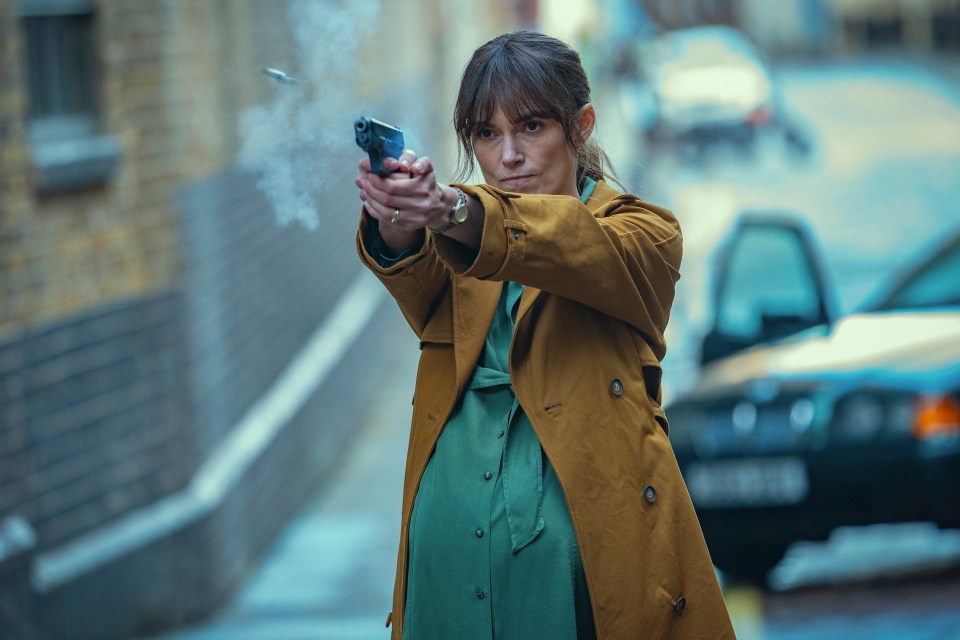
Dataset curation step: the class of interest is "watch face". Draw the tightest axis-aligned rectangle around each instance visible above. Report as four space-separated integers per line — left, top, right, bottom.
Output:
453 203 468 224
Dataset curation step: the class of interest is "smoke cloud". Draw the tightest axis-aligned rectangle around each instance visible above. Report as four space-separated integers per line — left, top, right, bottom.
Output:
238 0 383 229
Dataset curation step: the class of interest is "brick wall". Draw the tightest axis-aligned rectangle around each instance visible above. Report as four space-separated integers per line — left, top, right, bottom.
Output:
0 0 521 637
0 2 310 637
0 1 33 334
19 164 388 640
0 0 295 339
176 166 362 456
0 291 195 551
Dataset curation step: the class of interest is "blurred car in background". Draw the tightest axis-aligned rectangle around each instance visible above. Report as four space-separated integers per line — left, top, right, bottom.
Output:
619 26 808 155
666 214 960 584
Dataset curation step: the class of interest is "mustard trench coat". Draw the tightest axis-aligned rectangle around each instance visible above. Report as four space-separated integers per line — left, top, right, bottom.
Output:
357 179 736 639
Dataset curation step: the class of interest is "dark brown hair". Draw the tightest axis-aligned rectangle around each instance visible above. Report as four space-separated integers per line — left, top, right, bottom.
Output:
453 31 620 190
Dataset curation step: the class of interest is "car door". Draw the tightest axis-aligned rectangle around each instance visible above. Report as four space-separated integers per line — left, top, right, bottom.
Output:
700 212 836 365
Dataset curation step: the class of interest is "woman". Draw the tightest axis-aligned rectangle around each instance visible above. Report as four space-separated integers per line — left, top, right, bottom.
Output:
354 31 735 640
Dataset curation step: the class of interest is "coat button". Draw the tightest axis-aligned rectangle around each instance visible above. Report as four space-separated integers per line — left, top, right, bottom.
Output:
674 595 686 614
610 378 623 396
643 485 657 503
513 231 520 240
477 589 486 600
476 527 485 538
484 471 493 480
497 430 505 438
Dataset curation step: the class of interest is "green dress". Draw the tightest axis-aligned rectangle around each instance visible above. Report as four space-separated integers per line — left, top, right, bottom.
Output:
403 181 598 640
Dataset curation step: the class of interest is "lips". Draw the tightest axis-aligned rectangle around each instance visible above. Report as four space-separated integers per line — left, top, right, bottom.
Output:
502 175 534 189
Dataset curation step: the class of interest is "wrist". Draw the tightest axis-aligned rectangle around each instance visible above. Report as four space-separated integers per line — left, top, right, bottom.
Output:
427 186 455 228
429 186 469 234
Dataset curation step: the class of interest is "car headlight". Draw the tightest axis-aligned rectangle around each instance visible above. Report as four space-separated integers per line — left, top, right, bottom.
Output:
832 393 885 441
789 397 816 433
831 392 925 441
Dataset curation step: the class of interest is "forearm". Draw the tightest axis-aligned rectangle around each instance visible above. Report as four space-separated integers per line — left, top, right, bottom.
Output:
365 211 425 264
356 210 450 336
431 184 682 347
378 220 424 255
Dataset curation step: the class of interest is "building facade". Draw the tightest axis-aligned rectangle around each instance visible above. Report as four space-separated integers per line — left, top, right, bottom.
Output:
0 1 518 638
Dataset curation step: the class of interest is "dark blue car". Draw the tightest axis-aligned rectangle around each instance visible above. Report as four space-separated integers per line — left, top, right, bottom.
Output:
666 214 960 584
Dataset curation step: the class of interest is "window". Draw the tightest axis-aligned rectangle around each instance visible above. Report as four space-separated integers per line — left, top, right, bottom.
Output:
19 0 120 193
715 223 824 340
880 239 960 310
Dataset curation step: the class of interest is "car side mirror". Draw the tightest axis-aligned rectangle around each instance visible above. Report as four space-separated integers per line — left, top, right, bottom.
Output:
700 214 835 366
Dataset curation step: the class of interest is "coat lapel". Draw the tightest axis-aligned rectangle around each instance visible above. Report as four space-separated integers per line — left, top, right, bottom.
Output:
516 285 541 323
452 276 502 393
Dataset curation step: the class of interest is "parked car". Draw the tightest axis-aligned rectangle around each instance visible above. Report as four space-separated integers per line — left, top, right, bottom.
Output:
666 213 960 584
619 26 808 154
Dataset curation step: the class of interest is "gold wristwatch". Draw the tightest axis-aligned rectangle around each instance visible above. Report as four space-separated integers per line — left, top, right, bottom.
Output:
430 187 468 233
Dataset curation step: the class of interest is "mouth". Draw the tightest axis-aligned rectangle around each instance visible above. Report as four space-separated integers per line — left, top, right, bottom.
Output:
501 175 535 188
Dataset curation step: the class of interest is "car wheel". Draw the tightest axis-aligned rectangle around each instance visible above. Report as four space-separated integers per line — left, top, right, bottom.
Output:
708 537 791 587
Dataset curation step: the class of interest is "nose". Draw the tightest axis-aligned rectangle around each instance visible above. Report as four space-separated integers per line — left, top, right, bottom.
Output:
501 135 523 167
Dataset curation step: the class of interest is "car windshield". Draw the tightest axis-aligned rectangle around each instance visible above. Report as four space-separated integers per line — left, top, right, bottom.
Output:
647 27 758 64
641 28 770 110
875 236 960 310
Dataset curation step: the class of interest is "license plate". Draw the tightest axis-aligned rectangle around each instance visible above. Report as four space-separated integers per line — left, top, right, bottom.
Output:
684 457 809 508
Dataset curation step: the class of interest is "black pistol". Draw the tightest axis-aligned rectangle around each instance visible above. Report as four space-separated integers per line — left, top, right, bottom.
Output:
354 116 404 176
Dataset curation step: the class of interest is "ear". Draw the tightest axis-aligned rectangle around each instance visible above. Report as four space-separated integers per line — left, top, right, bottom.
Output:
575 103 596 147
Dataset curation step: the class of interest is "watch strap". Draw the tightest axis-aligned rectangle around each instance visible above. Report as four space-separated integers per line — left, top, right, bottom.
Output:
429 187 467 234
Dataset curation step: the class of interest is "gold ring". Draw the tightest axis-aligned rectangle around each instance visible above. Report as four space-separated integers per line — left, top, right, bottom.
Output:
391 209 400 224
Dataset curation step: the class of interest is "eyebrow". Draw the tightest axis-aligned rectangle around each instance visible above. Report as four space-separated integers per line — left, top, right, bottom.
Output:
510 110 552 124
473 111 553 130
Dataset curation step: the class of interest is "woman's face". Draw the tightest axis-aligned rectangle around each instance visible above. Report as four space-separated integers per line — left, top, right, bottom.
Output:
471 105 592 197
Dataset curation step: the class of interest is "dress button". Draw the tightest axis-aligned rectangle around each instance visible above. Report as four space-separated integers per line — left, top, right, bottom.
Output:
477 589 485 600
674 595 686 614
643 485 657 503
484 471 493 480
476 527 485 538
610 378 623 396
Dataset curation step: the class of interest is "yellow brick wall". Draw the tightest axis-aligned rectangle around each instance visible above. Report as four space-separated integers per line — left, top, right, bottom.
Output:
0 0 295 339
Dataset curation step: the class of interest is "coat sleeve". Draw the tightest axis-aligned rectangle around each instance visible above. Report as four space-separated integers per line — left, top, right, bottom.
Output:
431 184 682 359
355 209 451 338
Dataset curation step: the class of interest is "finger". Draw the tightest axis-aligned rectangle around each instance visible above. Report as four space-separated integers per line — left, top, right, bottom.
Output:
359 175 413 211
367 172 435 209
365 199 421 231
360 193 389 223
364 185 431 215
397 148 419 173
382 148 417 173
358 155 372 172
410 156 434 177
